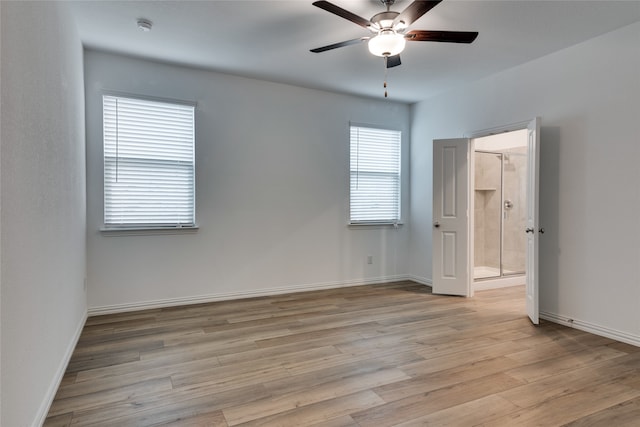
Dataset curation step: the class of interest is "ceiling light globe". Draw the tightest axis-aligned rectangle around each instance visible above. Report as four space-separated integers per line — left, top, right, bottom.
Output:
368 30 406 57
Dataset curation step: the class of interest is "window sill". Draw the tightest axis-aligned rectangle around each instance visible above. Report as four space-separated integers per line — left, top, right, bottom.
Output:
348 222 404 229
100 225 199 236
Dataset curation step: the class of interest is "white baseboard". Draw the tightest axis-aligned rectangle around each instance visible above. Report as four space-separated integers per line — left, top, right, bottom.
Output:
33 311 87 427
540 311 640 347
407 274 432 286
88 275 412 316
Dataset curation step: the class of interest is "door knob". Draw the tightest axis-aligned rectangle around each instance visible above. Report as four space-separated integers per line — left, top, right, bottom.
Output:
434 222 440 228
525 227 534 234
539 228 545 234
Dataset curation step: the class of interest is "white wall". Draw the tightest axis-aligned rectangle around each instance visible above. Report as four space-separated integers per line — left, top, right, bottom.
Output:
0 1 3 420
410 22 640 344
0 2 87 426
84 51 411 312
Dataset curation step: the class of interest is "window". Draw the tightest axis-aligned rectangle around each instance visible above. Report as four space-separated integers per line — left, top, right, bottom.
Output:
103 95 195 228
350 125 401 224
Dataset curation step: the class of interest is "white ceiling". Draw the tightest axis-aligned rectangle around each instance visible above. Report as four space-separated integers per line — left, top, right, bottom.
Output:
68 0 640 103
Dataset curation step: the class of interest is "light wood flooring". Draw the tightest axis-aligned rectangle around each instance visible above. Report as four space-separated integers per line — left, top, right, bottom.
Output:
45 282 640 426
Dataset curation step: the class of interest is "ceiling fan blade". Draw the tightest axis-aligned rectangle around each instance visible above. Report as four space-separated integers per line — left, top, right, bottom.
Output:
405 30 479 43
310 37 369 53
386 54 402 68
312 1 372 29
394 1 442 27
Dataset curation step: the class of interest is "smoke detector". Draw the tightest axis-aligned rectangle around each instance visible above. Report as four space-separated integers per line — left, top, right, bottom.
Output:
137 18 153 32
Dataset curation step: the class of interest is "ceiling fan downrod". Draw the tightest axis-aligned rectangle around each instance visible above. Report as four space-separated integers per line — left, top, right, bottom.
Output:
380 0 396 10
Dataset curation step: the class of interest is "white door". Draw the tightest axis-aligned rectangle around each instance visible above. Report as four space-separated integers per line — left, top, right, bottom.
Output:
525 118 541 324
432 139 472 297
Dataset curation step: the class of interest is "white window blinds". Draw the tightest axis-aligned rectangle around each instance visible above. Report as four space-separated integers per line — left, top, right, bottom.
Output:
103 95 195 227
350 125 401 224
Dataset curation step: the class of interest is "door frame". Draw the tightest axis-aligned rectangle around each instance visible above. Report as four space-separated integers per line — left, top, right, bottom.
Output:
466 120 534 140
466 118 540 324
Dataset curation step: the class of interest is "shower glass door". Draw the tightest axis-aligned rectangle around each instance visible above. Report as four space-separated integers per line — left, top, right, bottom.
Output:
501 148 527 275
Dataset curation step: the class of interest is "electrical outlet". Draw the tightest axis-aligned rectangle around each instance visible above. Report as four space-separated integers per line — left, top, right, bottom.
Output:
367 255 373 265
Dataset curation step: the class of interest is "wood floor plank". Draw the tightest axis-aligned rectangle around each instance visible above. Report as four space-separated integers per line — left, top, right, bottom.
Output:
222 368 409 425
392 394 519 427
333 324 459 357
43 282 640 426
66 350 142 374
84 311 158 328
264 357 411 396
71 337 165 359
485 382 640 426
227 390 385 427
67 383 269 426
505 344 627 383
398 339 532 377
62 355 222 398
42 412 73 427
48 377 173 418
307 415 358 427
160 327 290 352
352 372 525 427
215 335 359 366
253 321 381 349
373 355 523 403
280 349 423 378
155 410 229 427
562 395 640 427
413 333 528 360
498 351 640 409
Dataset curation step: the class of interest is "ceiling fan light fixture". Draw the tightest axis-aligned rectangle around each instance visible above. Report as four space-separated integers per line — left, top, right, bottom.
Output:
368 30 406 57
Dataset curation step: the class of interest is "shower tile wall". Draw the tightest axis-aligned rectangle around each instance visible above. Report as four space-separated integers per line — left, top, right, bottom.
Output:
474 153 502 272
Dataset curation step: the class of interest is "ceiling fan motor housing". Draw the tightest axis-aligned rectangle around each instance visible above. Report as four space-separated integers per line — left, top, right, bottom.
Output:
370 11 401 31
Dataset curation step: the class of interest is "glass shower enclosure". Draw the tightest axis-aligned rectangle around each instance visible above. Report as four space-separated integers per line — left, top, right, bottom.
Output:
474 148 527 280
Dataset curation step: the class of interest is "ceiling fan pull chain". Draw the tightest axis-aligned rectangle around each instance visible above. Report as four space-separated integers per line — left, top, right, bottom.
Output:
384 56 389 98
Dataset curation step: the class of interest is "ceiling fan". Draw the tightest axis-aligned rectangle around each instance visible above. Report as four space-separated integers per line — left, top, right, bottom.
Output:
310 0 478 68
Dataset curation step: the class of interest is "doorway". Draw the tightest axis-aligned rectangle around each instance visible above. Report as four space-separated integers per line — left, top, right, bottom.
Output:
473 130 528 290
431 117 540 323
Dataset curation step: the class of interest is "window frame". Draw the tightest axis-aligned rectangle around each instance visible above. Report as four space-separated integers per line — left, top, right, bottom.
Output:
349 123 403 226
101 92 197 233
